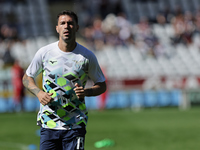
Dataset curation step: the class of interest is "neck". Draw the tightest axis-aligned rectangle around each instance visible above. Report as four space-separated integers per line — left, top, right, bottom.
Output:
58 40 77 52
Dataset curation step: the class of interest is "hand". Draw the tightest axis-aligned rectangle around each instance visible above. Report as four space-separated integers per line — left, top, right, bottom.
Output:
37 91 54 105
74 83 85 99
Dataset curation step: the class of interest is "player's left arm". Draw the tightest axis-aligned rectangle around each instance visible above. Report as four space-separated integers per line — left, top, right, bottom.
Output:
74 50 107 99
74 81 106 99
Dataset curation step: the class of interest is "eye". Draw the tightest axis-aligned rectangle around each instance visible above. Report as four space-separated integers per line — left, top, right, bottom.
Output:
60 21 65 25
68 20 75 25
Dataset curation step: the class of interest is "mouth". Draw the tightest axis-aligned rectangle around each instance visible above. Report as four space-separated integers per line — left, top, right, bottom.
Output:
63 31 70 35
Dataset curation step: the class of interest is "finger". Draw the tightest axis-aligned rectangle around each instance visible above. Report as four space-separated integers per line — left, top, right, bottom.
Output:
74 86 80 91
44 97 50 103
47 96 54 103
74 87 82 92
74 83 79 87
45 95 51 100
74 89 84 95
48 93 53 96
43 95 53 104
41 99 47 105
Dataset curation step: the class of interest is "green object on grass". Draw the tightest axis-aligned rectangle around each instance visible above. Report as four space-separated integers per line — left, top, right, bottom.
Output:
94 139 115 148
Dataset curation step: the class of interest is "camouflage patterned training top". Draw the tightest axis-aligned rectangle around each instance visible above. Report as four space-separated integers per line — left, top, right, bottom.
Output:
26 41 105 130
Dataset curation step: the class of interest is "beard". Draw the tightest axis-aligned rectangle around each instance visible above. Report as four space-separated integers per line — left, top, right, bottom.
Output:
60 34 76 43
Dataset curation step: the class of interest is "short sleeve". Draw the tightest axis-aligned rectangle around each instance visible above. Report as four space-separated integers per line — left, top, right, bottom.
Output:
88 53 105 84
26 49 43 78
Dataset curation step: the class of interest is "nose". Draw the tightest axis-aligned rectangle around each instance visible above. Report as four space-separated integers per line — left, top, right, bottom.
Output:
64 23 69 29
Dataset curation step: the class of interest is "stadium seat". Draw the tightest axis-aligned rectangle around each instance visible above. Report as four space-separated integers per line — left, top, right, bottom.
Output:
26 38 39 61
35 36 49 48
164 24 175 37
146 58 164 76
153 24 166 36
47 36 58 44
126 66 141 78
128 47 143 64
157 58 177 76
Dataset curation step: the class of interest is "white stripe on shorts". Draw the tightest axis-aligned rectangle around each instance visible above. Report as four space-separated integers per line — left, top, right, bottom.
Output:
76 137 84 150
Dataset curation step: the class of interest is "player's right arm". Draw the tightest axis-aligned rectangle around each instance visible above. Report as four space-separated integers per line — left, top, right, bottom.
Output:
22 73 53 105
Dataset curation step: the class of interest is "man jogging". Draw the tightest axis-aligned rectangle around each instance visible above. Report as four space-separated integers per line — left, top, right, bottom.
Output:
22 10 106 150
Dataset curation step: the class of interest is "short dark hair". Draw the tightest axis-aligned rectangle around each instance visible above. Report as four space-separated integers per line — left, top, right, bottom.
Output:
57 10 78 24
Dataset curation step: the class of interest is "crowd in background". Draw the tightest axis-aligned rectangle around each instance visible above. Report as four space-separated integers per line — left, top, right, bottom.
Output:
0 0 200 82
0 0 200 77
1 0 200 64
79 3 200 60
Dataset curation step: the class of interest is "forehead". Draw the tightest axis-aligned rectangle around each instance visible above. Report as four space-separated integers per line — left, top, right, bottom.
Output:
58 15 74 22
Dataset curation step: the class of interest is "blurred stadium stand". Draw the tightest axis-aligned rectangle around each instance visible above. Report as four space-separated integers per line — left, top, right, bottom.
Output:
1 0 200 111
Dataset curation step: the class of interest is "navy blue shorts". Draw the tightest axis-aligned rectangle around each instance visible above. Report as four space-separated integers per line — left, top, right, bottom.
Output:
40 127 86 150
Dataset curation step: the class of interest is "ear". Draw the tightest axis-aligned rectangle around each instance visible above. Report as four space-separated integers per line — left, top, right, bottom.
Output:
56 26 59 33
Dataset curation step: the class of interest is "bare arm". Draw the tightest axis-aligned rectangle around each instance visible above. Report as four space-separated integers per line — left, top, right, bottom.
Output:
22 73 41 96
74 81 107 99
22 73 53 105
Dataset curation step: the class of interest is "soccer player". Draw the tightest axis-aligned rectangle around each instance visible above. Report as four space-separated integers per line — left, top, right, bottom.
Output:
22 10 106 150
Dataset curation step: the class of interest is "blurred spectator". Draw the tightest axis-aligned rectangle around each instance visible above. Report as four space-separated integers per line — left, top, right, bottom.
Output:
11 59 25 112
92 17 105 50
2 42 15 67
81 12 135 50
181 11 195 45
78 1 200 60
101 13 119 46
116 12 134 45
170 12 186 45
170 11 195 46
0 24 18 42
134 16 152 40
158 6 174 23
1 42 14 103
156 13 167 25
134 17 157 58
153 41 171 59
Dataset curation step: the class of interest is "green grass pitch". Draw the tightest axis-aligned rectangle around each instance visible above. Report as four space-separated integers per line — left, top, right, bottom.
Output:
0 107 200 150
